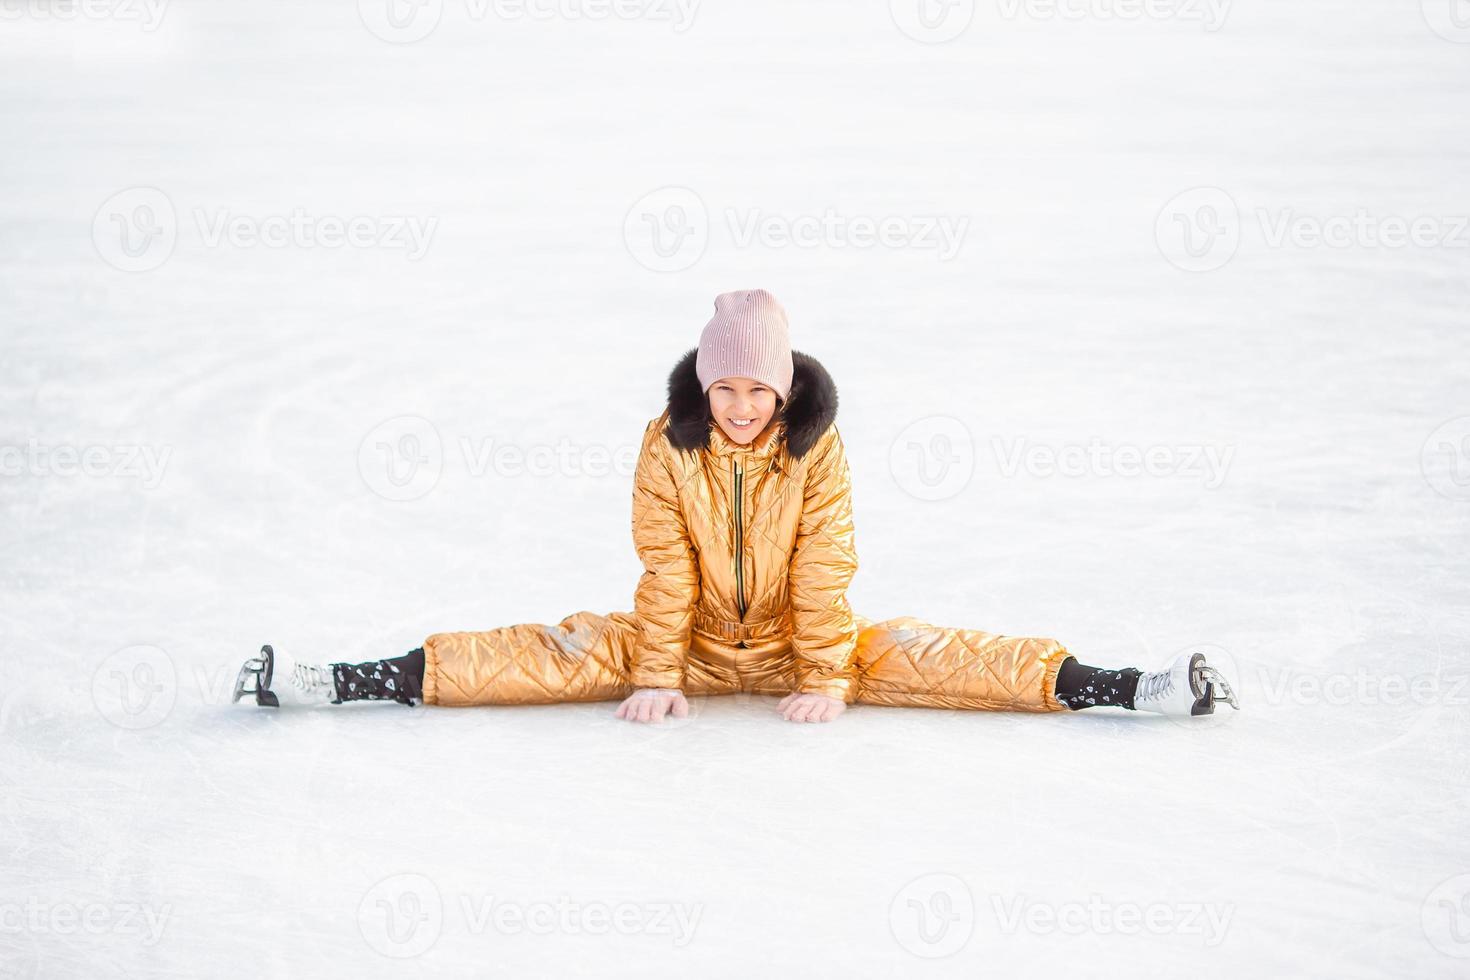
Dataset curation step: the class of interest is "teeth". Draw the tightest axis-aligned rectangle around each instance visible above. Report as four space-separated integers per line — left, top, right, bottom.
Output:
730 418 753 426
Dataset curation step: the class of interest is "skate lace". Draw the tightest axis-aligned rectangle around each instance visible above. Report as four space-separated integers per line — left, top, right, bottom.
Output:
292 663 335 694
1135 670 1173 704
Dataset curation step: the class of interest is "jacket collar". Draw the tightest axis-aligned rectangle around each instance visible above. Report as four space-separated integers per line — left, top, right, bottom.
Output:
662 347 838 466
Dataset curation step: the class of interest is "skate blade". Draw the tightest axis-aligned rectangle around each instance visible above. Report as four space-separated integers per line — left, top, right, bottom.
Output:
231 659 264 703
232 645 280 707
1198 664 1240 711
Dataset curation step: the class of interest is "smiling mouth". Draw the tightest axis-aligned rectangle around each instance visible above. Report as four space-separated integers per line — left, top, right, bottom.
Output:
728 418 755 429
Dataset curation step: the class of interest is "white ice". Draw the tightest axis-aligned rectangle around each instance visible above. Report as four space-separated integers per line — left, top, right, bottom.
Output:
2 0 1468 976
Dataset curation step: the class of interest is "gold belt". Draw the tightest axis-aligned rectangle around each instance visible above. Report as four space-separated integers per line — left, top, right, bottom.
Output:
693 609 790 643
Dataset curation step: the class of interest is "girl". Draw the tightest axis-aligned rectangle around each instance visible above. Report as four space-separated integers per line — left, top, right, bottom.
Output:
233 289 1239 723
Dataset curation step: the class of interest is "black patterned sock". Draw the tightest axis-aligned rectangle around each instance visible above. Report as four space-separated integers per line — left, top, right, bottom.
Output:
329 648 426 706
1054 657 1142 710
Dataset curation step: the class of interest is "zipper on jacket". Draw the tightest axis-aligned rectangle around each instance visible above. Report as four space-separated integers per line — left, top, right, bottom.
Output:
733 457 746 622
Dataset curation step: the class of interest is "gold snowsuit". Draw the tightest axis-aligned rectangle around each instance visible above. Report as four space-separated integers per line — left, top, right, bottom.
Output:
420 400 1071 712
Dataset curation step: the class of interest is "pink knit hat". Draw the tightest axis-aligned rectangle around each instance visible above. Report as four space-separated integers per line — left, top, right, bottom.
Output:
695 289 795 401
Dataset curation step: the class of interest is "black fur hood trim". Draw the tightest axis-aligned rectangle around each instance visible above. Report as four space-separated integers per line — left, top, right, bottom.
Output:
663 347 838 461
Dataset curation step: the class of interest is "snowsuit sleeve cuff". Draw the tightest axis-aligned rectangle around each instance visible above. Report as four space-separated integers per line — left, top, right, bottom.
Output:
798 676 854 703
629 668 686 691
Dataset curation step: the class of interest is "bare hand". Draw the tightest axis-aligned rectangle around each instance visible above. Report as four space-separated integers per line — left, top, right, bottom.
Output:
777 692 846 723
615 687 689 724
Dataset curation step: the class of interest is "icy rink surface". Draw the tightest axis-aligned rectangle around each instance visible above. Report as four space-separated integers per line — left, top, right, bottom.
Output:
2 0 1469 976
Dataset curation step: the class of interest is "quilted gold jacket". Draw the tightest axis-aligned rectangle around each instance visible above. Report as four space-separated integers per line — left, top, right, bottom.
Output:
629 347 856 701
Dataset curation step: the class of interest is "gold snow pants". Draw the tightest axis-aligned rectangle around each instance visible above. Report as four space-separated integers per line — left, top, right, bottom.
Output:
421 610 1070 712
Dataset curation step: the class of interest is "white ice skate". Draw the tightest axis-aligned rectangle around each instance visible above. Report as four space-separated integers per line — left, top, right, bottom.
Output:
232 645 336 707
1133 650 1240 717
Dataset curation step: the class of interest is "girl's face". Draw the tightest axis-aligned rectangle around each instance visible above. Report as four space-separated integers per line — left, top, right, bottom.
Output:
708 377 779 445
